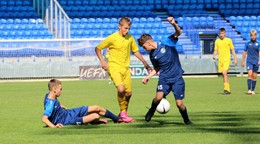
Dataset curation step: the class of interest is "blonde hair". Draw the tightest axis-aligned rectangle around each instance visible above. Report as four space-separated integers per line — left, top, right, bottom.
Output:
250 29 257 36
48 79 61 91
119 17 131 26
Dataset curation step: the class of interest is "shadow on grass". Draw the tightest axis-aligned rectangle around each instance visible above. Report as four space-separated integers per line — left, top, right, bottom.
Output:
40 111 260 137
190 111 260 134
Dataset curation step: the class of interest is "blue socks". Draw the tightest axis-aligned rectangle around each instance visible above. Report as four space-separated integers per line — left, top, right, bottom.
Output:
105 110 118 123
247 79 252 90
252 80 257 91
248 79 257 91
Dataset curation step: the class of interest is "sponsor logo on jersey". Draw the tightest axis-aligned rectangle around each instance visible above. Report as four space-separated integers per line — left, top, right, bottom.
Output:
160 48 166 53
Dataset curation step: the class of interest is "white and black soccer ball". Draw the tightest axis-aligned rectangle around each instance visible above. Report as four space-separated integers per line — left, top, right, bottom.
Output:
156 98 170 114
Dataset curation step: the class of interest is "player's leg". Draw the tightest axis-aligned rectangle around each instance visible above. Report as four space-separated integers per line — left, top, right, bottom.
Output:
145 80 170 122
173 78 192 124
145 91 164 122
88 105 119 123
65 107 101 125
82 113 100 124
108 67 129 120
251 64 259 94
247 69 253 94
222 61 231 94
121 69 135 122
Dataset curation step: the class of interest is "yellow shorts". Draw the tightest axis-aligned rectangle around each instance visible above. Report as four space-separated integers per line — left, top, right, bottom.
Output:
108 67 132 92
218 61 230 73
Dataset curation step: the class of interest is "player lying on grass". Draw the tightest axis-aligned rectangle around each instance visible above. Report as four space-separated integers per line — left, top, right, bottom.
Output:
42 79 119 128
241 29 260 95
137 17 192 124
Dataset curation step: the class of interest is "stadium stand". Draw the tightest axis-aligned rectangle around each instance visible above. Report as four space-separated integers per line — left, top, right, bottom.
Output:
1 0 260 57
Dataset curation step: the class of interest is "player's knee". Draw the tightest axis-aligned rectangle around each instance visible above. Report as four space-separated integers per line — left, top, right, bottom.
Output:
92 105 101 112
92 113 100 120
125 92 132 97
176 101 184 109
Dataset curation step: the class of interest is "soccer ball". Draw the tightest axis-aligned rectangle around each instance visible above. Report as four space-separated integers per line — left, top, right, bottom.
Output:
156 98 170 114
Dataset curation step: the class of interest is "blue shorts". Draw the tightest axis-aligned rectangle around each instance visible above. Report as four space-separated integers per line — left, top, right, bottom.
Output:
247 62 259 73
64 106 89 125
157 77 185 100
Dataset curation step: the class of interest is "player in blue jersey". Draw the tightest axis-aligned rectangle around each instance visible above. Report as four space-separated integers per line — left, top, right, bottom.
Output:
42 79 119 128
241 29 260 95
137 17 192 124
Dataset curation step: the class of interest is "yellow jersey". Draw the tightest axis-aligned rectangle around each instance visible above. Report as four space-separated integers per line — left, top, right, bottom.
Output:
214 37 234 61
96 31 139 68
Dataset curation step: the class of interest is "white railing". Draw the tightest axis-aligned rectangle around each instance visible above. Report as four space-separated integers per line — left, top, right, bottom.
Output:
45 0 71 39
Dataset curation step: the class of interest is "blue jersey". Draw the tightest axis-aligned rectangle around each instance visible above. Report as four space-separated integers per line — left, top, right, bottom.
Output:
43 93 68 125
150 35 184 83
43 93 89 125
244 40 260 64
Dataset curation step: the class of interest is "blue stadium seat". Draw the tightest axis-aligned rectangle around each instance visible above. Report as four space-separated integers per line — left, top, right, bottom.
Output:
110 18 118 23
0 1 7 6
0 19 7 24
88 18 95 23
199 17 207 28
23 0 31 6
192 17 200 28
249 21 256 27
71 24 78 30
243 16 250 21
139 17 146 23
8 0 15 6
72 18 80 24
236 16 243 22
74 0 82 5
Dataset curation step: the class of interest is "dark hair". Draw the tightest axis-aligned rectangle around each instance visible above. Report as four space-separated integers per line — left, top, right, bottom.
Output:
119 17 131 26
219 28 226 32
137 34 153 46
48 79 61 91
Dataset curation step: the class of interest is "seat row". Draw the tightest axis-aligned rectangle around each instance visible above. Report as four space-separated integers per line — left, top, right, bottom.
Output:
0 18 44 25
0 0 31 6
71 17 161 24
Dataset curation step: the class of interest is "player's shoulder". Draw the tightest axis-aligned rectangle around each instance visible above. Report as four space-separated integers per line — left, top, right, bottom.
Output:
225 37 233 42
245 40 251 45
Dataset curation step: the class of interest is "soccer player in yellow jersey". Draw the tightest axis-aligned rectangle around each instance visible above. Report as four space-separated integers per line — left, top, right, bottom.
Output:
95 17 151 123
213 28 238 95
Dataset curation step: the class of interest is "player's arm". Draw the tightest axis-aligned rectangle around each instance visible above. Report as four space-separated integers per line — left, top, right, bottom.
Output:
133 51 151 70
60 104 67 109
95 47 108 71
212 50 218 60
213 40 218 60
42 115 63 128
258 50 260 65
142 67 160 84
167 17 182 38
241 51 247 67
231 49 238 66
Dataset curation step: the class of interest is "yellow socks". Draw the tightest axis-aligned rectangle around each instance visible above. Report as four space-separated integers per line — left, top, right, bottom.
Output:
224 82 230 92
125 96 131 111
117 95 126 112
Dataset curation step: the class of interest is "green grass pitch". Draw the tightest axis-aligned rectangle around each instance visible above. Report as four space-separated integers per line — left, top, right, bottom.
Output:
0 77 260 144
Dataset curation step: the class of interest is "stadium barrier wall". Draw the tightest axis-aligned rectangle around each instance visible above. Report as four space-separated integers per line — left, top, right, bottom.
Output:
0 39 250 79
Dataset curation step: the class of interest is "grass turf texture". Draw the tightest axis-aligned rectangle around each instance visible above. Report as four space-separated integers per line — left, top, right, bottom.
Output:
0 77 260 144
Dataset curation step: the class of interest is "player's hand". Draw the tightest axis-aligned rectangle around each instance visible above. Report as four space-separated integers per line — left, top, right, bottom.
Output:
258 60 260 66
101 62 108 71
142 77 150 84
234 59 238 66
212 56 216 60
167 17 175 24
241 61 245 68
55 123 63 128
